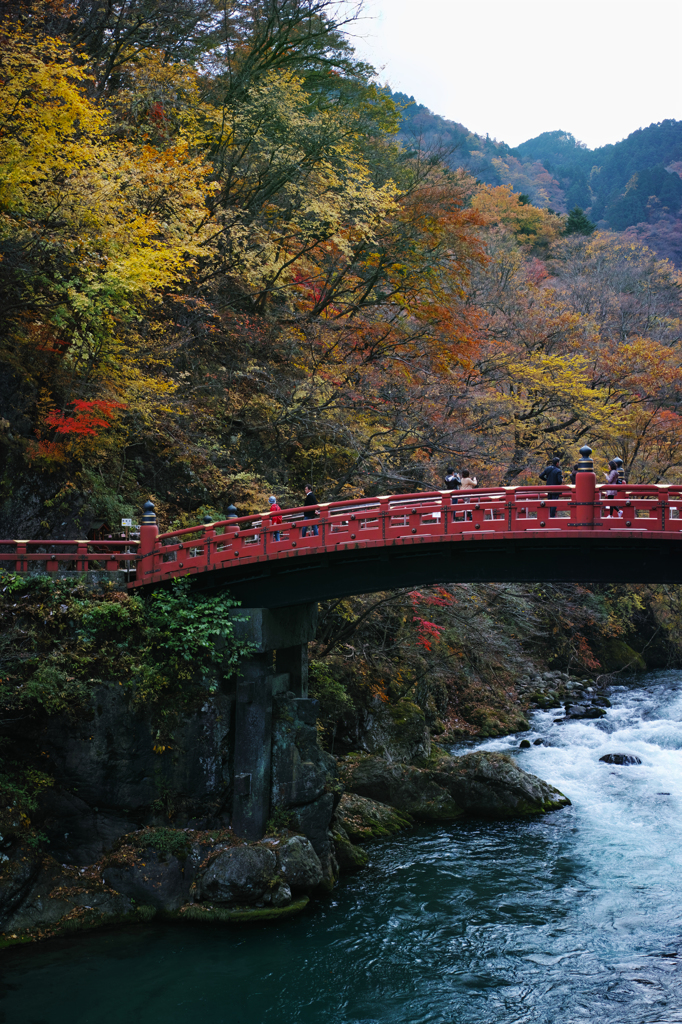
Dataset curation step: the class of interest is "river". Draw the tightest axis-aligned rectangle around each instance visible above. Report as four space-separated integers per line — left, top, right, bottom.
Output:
3 670 682 1023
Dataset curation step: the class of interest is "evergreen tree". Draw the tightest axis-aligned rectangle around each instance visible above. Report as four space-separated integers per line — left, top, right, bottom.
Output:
564 207 596 236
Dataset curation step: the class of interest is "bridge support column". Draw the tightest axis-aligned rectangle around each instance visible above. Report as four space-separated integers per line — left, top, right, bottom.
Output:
232 654 274 840
228 604 318 839
574 445 596 527
276 645 309 697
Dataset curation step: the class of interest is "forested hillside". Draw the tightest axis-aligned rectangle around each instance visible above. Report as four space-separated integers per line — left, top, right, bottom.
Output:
2 0 682 752
394 92 682 265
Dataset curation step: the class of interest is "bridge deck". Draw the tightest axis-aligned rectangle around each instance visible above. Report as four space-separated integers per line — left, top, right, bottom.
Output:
3 483 681 606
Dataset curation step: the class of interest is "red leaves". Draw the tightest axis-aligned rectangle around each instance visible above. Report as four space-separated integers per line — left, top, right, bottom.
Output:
412 616 446 652
45 400 126 437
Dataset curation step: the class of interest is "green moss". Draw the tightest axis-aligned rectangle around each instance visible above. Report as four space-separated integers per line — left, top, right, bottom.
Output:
136 827 191 861
0 906 147 949
593 637 647 674
339 794 414 842
265 809 294 834
514 796 571 815
178 897 309 924
332 828 369 871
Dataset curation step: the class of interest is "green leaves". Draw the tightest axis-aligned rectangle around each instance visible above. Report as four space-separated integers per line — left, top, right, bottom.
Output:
147 576 252 670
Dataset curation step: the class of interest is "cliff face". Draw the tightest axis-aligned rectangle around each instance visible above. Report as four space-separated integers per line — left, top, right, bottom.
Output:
35 683 234 863
0 677 343 945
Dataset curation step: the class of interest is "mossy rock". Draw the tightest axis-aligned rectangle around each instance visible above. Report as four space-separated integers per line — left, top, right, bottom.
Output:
593 637 646 674
336 792 413 842
339 756 463 822
331 825 369 872
429 751 571 818
178 897 309 924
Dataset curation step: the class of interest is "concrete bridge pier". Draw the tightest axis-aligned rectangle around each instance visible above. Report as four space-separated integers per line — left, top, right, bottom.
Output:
228 604 318 839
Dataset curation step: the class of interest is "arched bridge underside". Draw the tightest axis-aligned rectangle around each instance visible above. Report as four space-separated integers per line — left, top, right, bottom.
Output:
5 481 682 608
172 532 682 608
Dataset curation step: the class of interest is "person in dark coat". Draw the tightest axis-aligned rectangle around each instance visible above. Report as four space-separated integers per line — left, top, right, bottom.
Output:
302 484 319 537
539 457 563 518
444 468 461 491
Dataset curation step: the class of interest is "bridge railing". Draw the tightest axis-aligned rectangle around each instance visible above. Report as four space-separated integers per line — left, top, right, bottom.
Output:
131 483 682 587
0 539 140 574
5 479 682 587
595 484 682 531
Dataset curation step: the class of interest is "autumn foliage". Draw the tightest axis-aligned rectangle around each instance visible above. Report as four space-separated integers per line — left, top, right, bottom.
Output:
0 0 681 525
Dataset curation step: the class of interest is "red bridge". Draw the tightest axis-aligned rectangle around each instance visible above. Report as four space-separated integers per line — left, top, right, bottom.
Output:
3 451 682 606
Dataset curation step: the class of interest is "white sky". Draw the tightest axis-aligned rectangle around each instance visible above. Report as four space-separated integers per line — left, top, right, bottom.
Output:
344 0 682 150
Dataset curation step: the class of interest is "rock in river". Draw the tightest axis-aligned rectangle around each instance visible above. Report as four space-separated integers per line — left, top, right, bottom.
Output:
103 848 189 913
339 756 463 821
429 752 570 818
198 844 277 905
273 835 323 893
335 792 413 843
599 753 642 765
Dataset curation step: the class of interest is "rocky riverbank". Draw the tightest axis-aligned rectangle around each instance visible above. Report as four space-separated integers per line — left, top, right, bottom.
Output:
0 749 569 948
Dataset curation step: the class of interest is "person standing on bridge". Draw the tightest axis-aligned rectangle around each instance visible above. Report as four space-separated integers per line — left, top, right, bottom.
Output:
302 484 319 537
459 469 477 520
603 459 619 518
268 496 282 542
539 457 563 518
444 467 461 491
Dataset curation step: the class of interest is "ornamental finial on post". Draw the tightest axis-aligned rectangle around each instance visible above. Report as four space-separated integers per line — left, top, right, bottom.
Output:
139 499 159 564
573 445 595 528
141 499 157 525
576 445 593 473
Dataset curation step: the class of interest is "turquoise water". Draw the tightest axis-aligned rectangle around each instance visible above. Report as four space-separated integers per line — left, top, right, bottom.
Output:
3 672 682 1023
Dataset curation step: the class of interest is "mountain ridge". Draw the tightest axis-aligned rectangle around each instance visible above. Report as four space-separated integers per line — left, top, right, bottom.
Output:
389 90 682 264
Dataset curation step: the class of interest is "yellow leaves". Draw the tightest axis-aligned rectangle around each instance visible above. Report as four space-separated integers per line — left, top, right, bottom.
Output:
208 70 402 298
0 26 106 210
0 22 220 382
475 349 625 471
472 185 563 248
499 351 611 418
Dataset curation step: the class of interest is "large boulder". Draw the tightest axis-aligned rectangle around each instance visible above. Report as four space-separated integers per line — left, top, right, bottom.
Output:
198 844 277 905
335 793 413 843
2 858 139 938
430 752 570 817
339 756 463 821
272 835 323 892
563 703 606 720
102 848 188 912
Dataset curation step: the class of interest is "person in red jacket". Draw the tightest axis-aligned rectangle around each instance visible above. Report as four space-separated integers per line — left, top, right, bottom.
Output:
268 495 282 541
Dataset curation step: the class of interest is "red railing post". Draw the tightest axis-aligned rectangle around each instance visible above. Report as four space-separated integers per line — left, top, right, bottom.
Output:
318 506 328 546
574 445 596 528
202 513 215 566
138 499 159 579
15 541 27 572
